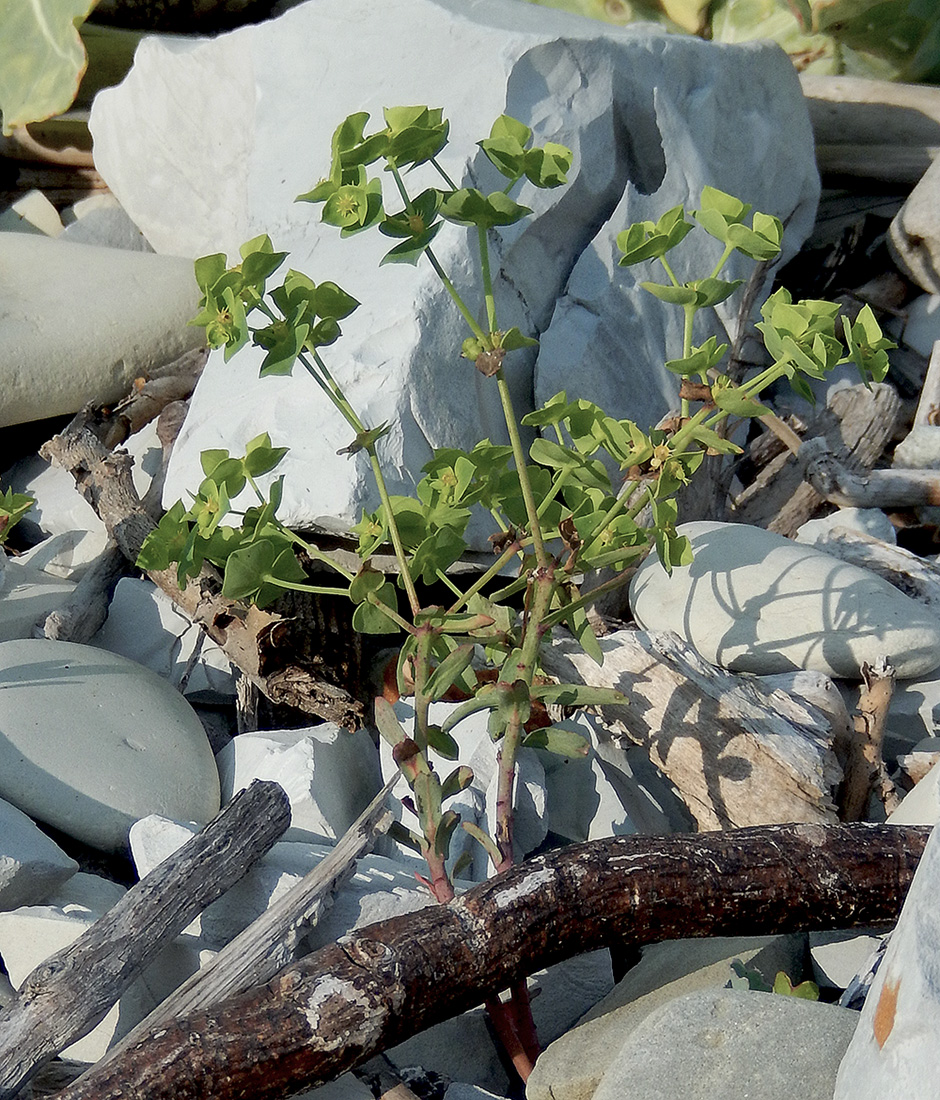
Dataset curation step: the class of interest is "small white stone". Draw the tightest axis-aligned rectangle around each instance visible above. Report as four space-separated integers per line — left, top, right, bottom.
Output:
0 555 76 641
894 425 940 470
0 190 63 237
810 930 886 992
90 577 234 699
0 798 78 911
899 294 940 358
796 507 896 547
630 521 940 679
216 726 382 844
0 639 220 851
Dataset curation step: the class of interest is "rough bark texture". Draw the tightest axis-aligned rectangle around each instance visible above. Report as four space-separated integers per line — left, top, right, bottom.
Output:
0 781 290 1099
54 822 929 1100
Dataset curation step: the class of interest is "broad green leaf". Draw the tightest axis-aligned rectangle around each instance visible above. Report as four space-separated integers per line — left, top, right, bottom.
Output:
426 724 461 760
425 644 476 703
351 581 400 634
522 723 591 757
243 433 289 477
0 487 34 545
640 281 699 306
374 696 408 747
441 764 474 801
439 188 531 229
524 141 573 188
0 0 98 133
461 821 502 869
773 972 820 1000
711 385 770 418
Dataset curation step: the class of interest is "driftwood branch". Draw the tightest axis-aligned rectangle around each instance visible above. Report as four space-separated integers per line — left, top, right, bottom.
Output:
80 777 395 1086
39 416 364 728
841 659 901 822
541 629 841 830
801 437 940 508
732 383 900 536
0 780 291 1100
53 822 930 1100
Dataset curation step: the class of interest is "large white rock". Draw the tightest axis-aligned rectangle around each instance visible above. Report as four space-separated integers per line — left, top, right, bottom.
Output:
0 639 220 851
215 725 382 843
89 0 818 540
0 797 78 911
630 521 940 679
834 821 940 1100
0 233 203 429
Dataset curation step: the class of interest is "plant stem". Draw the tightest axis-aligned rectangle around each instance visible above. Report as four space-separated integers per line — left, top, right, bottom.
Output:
495 368 548 568
478 225 498 334
448 540 523 614
425 248 488 343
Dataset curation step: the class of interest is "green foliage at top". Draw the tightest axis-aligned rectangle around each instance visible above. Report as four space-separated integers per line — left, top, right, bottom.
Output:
0 0 99 134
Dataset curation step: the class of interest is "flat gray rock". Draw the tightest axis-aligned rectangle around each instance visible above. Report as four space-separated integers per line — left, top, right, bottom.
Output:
0 640 220 851
591 988 857 1100
630 521 940 679
89 0 817 542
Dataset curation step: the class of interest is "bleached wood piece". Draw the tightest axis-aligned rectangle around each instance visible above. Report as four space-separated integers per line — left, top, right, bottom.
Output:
842 658 900 822
732 383 901 536
78 776 396 1087
0 780 290 1100
540 629 841 831
914 340 940 427
800 437 940 508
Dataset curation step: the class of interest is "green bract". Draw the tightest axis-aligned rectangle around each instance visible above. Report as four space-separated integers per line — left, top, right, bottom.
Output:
0 488 34 546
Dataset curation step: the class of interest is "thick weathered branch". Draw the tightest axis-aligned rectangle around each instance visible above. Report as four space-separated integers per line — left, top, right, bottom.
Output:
841 659 901 821
39 418 364 728
0 780 291 1099
53 822 929 1100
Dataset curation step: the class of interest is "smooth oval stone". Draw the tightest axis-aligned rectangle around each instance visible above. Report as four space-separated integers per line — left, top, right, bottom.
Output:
0 639 220 851
630 521 940 679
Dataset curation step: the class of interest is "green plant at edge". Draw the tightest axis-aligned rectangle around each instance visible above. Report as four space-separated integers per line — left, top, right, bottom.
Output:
0 488 34 547
141 107 892 1075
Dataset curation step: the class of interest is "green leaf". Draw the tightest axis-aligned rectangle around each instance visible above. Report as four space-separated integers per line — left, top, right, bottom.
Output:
522 723 591 757
352 581 400 634
425 724 461 760
193 254 227 297
711 384 770 418
439 188 531 229
434 808 461 858
617 206 693 266
0 487 34 546
441 764 474 801
0 0 98 134
349 561 388 604
312 280 359 320
461 821 502 870
497 327 539 352
665 336 728 377
773 972 820 1000
136 501 190 573
374 696 408 748
425 644 476 703
641 281 699 306
440 685 500 734
243 433 289 477
336 423 391 457
524 141 573 188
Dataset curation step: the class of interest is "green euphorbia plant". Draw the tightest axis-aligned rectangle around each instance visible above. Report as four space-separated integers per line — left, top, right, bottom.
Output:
140 105 892 1077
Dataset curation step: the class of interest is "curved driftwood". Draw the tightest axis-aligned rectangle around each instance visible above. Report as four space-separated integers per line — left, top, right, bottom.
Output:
56 822 929 1100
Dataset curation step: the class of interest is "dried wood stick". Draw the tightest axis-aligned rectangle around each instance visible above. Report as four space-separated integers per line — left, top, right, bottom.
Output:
800 437 940 508
36 542 130 643
841 659 901 822
0 780 291 1100
39 419 363 728
79 777 396 1085
53 822 930 1100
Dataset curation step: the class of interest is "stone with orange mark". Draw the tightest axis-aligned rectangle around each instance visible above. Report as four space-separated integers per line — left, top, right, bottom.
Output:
872 974 901 1050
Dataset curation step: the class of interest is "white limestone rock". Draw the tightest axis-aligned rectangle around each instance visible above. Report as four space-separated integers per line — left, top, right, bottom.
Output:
527 933 806 1100
630 521 940 679
886 758 940 825
0 798 78 911
0 233 204 429
810 929 887 993
889 152 940 295
0 554 76 641
216 726 382 844
130 814 430 947
834 820 940 1100
90 577 234 699
0 639 220 851
288 1075 374 1100
899 293 940 358
89 0 817 542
